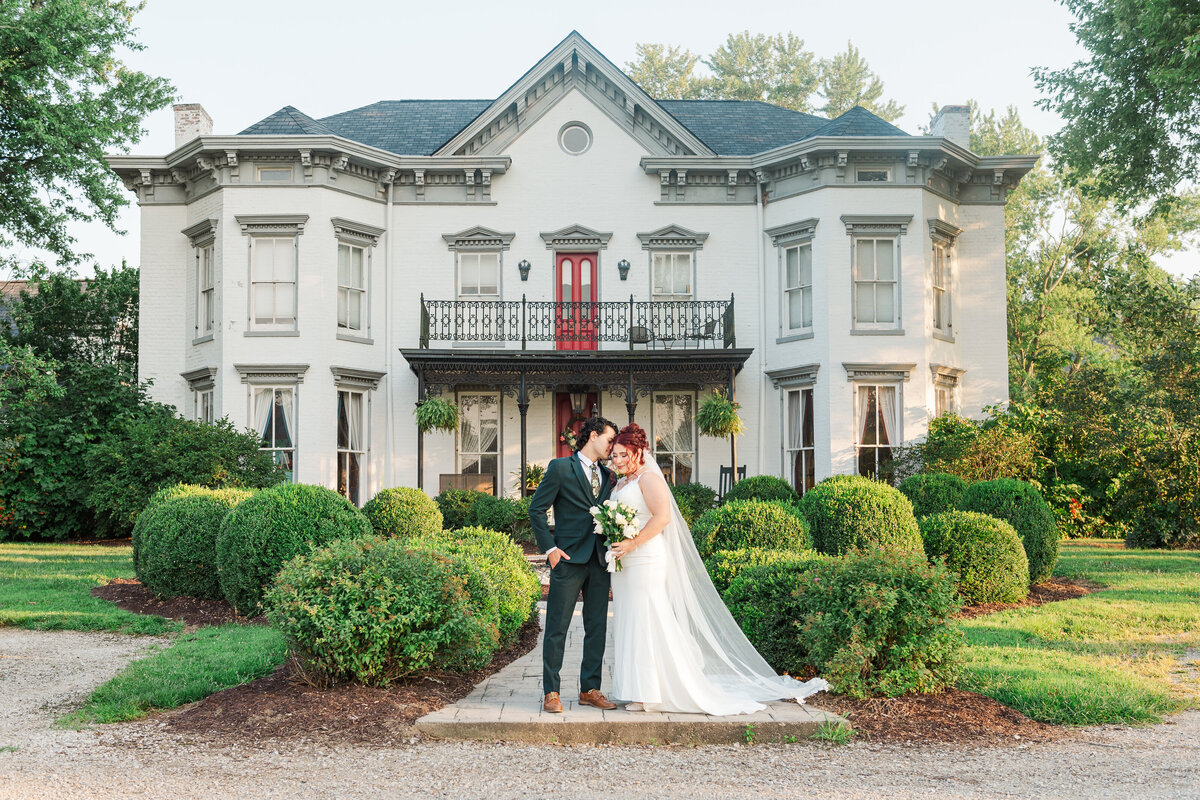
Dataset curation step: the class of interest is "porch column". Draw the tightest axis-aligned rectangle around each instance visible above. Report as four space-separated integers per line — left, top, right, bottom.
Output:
728 364 739 486
624 369 637 425
518 370 530 498
416 366 426 491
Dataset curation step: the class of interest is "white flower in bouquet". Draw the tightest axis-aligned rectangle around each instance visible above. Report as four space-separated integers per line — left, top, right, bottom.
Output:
589 506 600 515
623 525 638 538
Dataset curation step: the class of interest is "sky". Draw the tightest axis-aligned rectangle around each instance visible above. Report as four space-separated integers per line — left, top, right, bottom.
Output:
7 0 1198 278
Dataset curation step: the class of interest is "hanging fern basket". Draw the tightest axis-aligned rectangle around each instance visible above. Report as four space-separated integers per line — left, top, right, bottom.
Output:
414 398 460 433
696 391 745 438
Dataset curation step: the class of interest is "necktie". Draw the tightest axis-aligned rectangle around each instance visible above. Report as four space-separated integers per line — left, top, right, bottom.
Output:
590 463 601 498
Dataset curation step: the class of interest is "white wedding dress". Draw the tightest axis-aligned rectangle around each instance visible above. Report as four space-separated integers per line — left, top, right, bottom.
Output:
609 458 828 715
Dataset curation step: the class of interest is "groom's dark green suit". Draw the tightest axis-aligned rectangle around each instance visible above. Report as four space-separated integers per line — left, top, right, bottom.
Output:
529 452 613 695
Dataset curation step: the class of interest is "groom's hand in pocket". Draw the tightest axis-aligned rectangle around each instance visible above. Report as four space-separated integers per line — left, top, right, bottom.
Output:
548 548 570 569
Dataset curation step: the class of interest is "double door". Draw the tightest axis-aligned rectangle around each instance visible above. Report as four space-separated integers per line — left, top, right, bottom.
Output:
555 252 597 351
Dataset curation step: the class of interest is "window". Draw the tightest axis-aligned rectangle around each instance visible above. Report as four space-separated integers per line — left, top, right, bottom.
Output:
257 166 292 182
856 384 898 481
653 393 695 484
856 168 890 182
253 386 296 482
250 237 297 330
197 245 215 335
337 389 365 505
783 243 813 330
196 389 214 425
934 385 954 416
458 393 499 480
559 122 593 155
853 238 897 329
652 252 693 300
932 242 951 334
458 252 500 297
785 388 815 495
337 243 366 332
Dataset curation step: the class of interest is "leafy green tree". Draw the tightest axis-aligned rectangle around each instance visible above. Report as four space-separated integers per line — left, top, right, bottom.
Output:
0 0 174 262
1033 0 1200 210
817 42 903 121
625 43 707 99
701 31 821 112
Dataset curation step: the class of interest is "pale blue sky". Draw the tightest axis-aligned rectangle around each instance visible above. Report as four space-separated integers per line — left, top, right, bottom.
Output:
9 0 1198 277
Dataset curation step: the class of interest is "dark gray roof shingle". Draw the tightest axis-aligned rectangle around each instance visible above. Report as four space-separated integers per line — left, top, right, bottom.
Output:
237 99 908 156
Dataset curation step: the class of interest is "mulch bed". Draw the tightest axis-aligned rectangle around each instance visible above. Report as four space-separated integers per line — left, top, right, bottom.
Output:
162 618 541 745
955 577 1100 619
92 579 264 628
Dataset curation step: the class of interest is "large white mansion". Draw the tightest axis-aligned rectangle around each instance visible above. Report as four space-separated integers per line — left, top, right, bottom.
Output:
109 32 1036 505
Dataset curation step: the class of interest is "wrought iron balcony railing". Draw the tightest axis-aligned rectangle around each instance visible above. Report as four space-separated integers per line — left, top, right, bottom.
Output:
418 295 736 350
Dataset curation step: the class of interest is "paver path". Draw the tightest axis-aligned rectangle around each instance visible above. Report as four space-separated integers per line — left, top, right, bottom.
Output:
415 602 843 744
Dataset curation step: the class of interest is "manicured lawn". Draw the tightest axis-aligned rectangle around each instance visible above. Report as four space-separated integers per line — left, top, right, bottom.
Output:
958 540 1200 725
59 623 287 726
0 543 178 635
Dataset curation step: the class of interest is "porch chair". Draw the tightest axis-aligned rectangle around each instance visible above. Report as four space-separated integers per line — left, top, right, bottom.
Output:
688 318 719 349
629 325 655 350
717 465 747 502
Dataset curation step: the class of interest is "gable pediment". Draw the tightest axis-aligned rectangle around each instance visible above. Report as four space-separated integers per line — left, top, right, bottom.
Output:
540 224 613 251
442 225 516 251
636 224 710 250
435 32 713 159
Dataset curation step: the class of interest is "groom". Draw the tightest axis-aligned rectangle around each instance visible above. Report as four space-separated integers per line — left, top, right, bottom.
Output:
529 415 620 713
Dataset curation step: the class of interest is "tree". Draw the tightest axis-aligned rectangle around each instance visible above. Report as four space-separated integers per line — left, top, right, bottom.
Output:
818 42 904 121
0 1 174 263
701 31 821 112
625 43 707 100
1033 0 1200 210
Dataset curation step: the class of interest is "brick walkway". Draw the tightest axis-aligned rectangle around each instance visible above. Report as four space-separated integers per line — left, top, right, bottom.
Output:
415 602 843 745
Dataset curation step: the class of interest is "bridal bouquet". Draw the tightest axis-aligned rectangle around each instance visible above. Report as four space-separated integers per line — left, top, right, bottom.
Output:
589 499 640 572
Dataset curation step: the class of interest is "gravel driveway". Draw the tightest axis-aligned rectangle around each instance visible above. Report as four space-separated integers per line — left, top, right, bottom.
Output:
2 628 1198 800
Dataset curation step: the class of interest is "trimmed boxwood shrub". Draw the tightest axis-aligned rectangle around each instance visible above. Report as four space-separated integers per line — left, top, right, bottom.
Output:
704 547 825 596
436 488 488 530
721 474 798 505
403 526 540 645
216 483 373 615
799 475 924 557
725 551 963 698
671 482 718 527
465 495 519 535
919 511 1030 604
960 478 1059 584
133 483 211 576
899 473 969 518
265 537 499 685
363 487 442 539
690 499 811 558
138 488 254 599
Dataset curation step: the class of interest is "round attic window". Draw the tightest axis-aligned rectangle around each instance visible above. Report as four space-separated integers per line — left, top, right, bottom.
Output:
559 123 592 155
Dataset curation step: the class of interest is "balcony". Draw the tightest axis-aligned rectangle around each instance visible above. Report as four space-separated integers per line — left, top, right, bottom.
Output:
418 295 736 350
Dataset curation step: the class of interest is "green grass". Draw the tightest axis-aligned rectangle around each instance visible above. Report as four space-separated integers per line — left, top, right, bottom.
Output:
0 543 178 635
809 719 855 745
958 540 1200 726
59 623 288 726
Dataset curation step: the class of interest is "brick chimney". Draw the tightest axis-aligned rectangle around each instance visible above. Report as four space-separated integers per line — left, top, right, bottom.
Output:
931 105 971 150
173 103 213 148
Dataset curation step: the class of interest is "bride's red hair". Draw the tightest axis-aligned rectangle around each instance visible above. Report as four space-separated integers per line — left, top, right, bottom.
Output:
614 423 648 453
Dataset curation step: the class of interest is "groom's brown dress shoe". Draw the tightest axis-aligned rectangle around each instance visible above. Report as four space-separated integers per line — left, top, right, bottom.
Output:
544 692 563 713
578 689 617 710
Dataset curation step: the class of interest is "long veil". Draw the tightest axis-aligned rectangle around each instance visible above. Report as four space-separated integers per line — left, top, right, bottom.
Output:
642 451 829 703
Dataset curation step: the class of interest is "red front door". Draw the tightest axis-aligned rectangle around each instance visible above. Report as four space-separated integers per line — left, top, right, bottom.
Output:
556 391 599 458
555 252 598 350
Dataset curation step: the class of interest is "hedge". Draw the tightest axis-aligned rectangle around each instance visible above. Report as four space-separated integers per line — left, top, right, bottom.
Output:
898 473 969 518
363 487 443 539
919 511 1030 604
138 488 254 599
799 475 924 557
960 478 1059 584
690 499 811 558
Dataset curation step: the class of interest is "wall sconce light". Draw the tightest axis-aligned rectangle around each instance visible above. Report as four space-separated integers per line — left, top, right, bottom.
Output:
518 259 531 281
617 259 630 281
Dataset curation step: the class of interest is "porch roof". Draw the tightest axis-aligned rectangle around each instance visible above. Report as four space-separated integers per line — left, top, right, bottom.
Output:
400 348 754 394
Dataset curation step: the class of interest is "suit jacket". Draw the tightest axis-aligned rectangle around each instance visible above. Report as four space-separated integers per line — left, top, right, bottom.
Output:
529 453 613 563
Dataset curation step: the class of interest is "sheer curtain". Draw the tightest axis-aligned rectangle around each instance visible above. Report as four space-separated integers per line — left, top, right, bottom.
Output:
253 388 273 443
348 392 363 452
878 386 897 446
856 386 872 445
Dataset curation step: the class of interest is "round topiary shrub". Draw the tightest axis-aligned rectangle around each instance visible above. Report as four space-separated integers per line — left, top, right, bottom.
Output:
138 488 254 599
690 499 811 558
704 547 825 596
435 488 488 530
799 475 924 557
216 483 373 615
721 475 798 505
266 536 499 685
725 551 962 698
465 494 519 534
899 473 969 518
671 482 718 527
960 478 1059 584
403 526 540 645
132 483 211 576
363 487 442 539
918 511 1030 604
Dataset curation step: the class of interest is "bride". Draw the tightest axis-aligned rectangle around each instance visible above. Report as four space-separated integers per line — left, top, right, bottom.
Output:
605 423 828 715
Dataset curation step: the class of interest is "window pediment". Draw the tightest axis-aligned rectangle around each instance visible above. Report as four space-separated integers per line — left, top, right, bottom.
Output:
637 224 709 251
928 218 964 245
765 218 819 247
331 366 386 390
442 226 516 251
841 215 912 237
930 364 967 387
182 219 218 247
332 217 385 247
234 363 309 385
842 362 916 382
540 224 612 251
766 363 820 388
181 366 217 391
235 214 308 236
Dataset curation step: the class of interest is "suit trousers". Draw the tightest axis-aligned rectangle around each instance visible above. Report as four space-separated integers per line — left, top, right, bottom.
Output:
541 539 610 695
